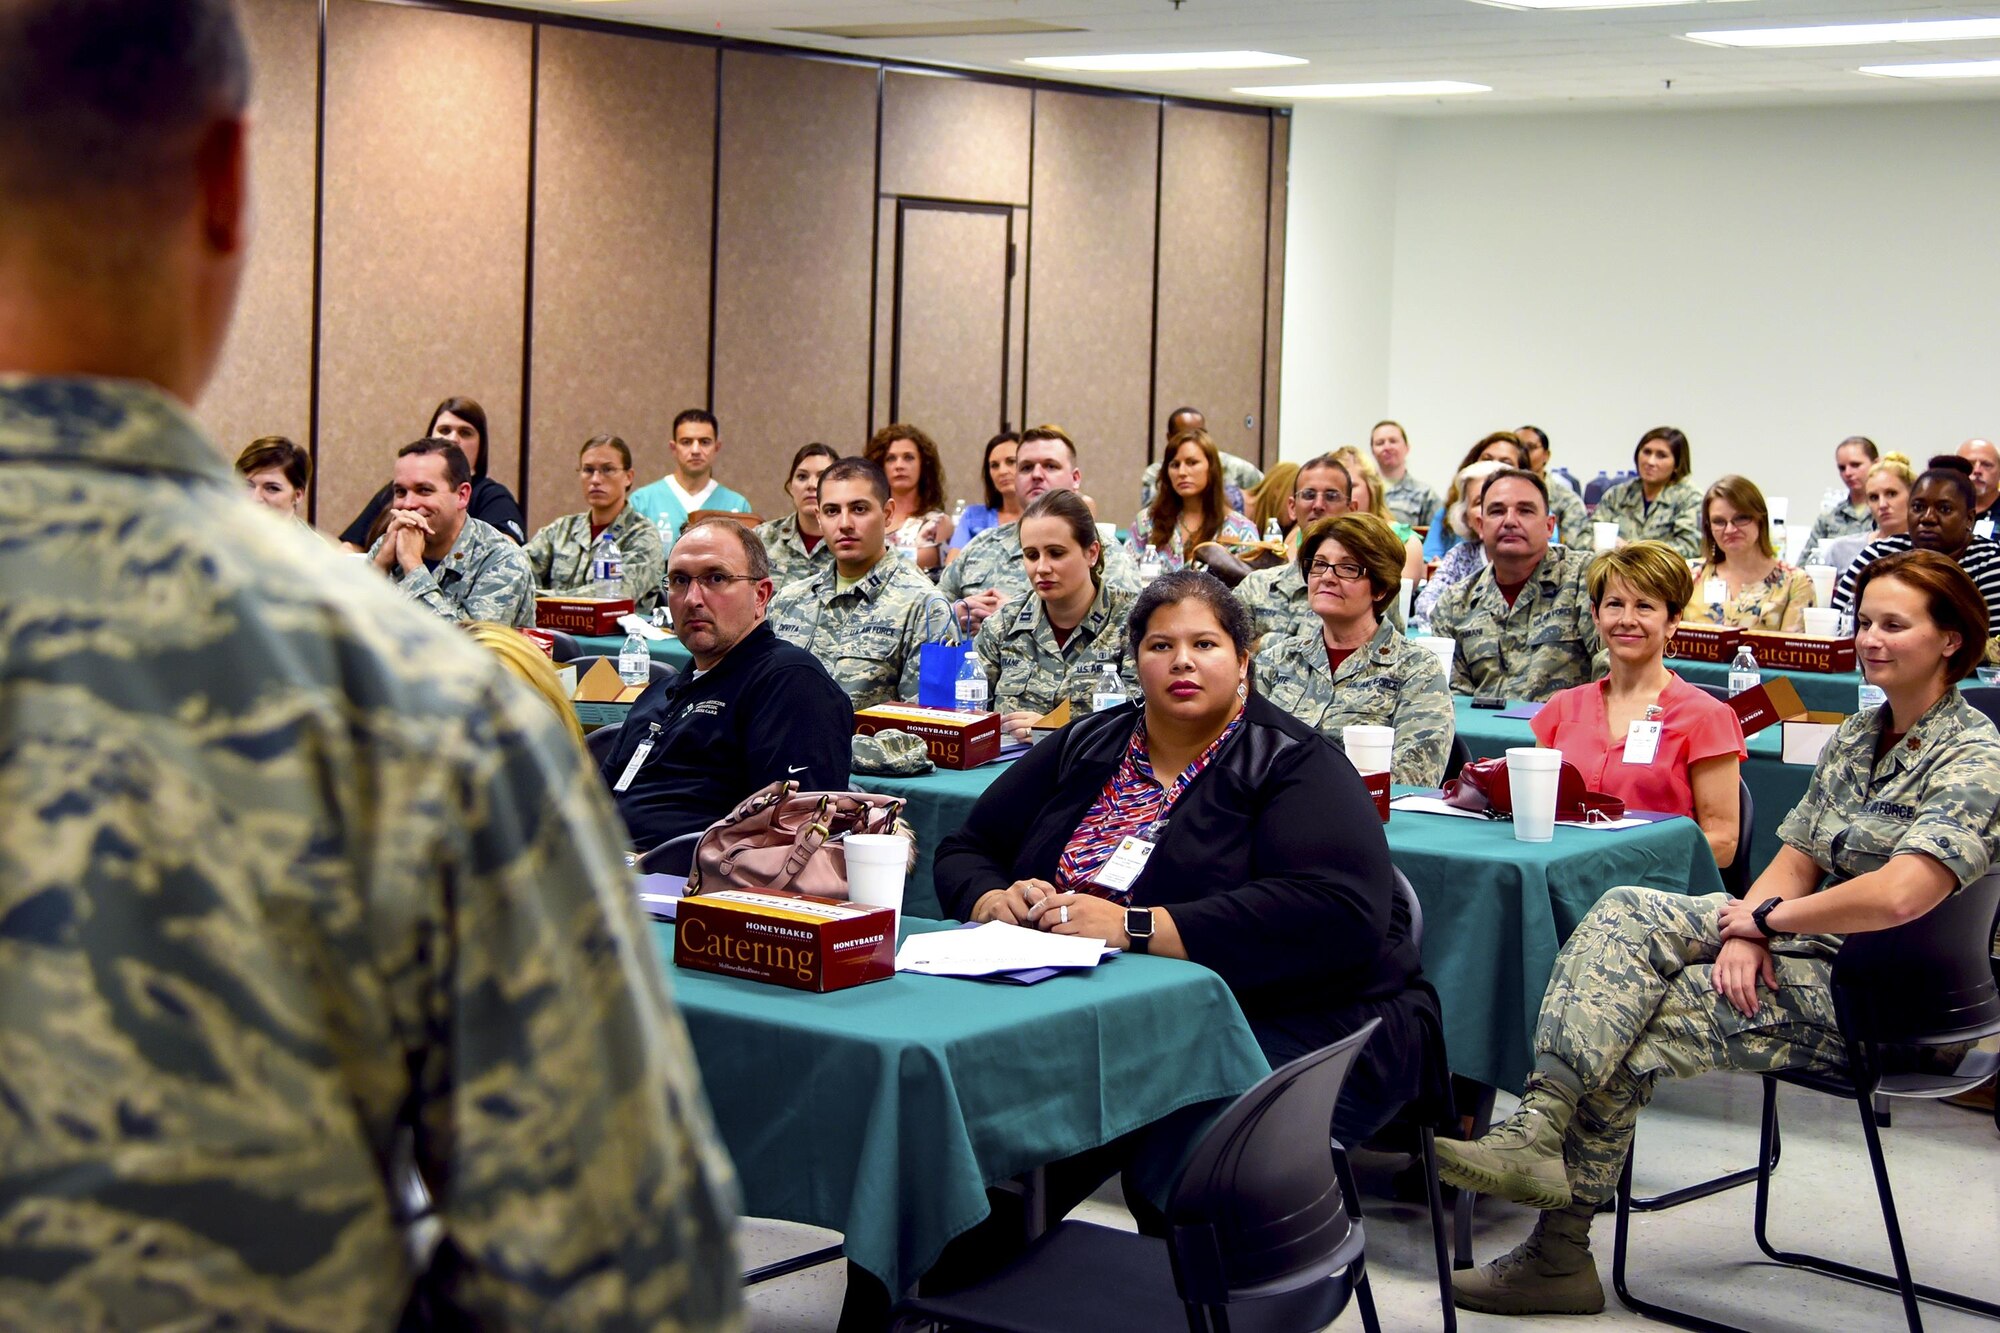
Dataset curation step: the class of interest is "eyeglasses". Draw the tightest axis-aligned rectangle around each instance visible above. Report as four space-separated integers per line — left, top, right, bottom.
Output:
578 465 628 478
666 571 760 594
1294 488 1348 505
1307 558 1368 582
1708 515 1758 532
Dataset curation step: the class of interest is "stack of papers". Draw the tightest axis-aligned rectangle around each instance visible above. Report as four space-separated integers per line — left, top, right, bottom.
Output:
896 921 1116 978
617 613 672 641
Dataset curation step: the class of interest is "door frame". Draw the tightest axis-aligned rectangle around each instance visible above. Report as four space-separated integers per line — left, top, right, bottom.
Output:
888 198 1016 434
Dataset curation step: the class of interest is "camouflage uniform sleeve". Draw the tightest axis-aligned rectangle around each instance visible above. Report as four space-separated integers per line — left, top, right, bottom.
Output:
416 671 742 1328
522 521 557 587
462 543 538 627
1101 543 1144 595
1413 486 1440 530
1429 582 1475 696
897 586 963 704
1391 645 1455 787
936 543 970 601
973 610 1004 691
395 563 473 625
1593 482 1637 548
1664 485 1702 558
1887 741 2000 888
621 514 667 615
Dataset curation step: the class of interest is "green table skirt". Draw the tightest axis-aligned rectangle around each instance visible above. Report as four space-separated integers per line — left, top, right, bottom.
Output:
572 630 693 671
852 764 1006 920
1667 656 1861 715
660 919 1268 1292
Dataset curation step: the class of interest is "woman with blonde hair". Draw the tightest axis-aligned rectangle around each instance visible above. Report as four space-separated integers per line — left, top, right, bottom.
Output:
1249 460 1300 543
1332 446 1426 581
1820 451 1914 575
1133 428 1258 572
464 622 587 751
1682 475 1816 631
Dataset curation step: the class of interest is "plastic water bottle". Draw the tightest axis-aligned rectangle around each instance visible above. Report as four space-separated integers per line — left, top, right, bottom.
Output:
1263 516 1282 542
618 629 649 686
1169 528 1185 569
1091 664 1127 712
591 532 625 597
1727 645 1761 697
1138 544 1164 581
954 654 989 713
951 498 967 525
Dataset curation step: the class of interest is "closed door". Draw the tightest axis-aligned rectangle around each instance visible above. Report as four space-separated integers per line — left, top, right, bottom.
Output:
890 201 1015 492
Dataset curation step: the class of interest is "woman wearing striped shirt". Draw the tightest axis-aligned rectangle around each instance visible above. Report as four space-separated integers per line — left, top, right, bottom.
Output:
1834 457 2000 662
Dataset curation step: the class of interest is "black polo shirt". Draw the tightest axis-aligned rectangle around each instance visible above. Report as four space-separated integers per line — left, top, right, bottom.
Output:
599 621 853 852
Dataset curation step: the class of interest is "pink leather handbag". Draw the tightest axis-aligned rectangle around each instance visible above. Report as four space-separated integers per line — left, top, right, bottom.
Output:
685 780 907 899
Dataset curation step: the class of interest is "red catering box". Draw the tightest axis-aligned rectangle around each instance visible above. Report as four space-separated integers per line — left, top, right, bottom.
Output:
1740 629 1856 674
1667 623 1742 664
854 703 1002 770
674 890 895 993
534 596 635 635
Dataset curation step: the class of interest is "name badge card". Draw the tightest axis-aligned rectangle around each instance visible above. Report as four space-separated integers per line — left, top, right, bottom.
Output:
1094 836 1157 894
1623 720 1663 766
613 740 655 792
1704 578 1727 606
1979 518 1995 541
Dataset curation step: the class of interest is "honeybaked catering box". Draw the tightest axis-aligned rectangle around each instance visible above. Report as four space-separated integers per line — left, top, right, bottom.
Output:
1741 629 1856 674
674 890 895 993
535 596 635 635
1727 676 1847 766
854 703 1002 770
1667 623 1742 664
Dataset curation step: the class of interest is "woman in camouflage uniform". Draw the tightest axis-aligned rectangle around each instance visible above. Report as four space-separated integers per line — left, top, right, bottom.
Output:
1437 548 2000 1317
752 442 837 593
1593 426 1703 557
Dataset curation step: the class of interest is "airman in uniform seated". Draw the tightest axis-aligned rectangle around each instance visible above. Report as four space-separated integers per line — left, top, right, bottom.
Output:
522 432 665 613
1235 452 1351 645
1429 468 1602 703
1372 418 1440 529
1801 435 1879 563
1437 550 2000 1317
1591 426 1702 557
369 437 536 626
768 456 961 709
1259 513 1455 786
942 424 1143 632
754 441 837 591
973 488 1139 742
0 3 739 1324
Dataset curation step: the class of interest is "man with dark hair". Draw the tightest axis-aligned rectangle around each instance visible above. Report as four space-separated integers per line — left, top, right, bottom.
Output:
769 456 960 707
368 437 536 625
1430 468 1602 702
0 4 740 1326
602 516 852 857
1135 404 1264 514
1515 424 1588 542
1235 453 1352 644
630 406 753 543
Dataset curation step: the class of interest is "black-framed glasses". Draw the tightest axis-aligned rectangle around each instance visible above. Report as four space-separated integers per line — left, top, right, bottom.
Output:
666 571 760 594
1307 558 1367 582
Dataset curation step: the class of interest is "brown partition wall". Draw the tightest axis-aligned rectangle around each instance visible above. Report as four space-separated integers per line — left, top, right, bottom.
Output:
198 2 1288 535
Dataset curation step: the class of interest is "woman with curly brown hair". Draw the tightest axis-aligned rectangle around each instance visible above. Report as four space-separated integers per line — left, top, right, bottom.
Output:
865 422 952 572
1131 428 1257 572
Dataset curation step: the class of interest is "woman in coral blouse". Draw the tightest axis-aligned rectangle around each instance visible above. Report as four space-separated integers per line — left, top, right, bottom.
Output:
1532 541 1746 869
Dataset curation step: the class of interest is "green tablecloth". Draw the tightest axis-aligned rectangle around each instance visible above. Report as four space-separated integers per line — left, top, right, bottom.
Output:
659 918 1268 1293
852 764 1005 920
1667 656 1861 714
573 630 693 671
1450 696 1811 887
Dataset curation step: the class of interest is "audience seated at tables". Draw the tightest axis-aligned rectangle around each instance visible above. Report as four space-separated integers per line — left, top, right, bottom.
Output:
369 438 535 626
1819 450 1912 575
768 457 960 709
1134 405 1262 515
1533 542 1746 868
865 422 953 572
1592 427 1702 557
1517 424 1576 495
523 433 665 613
753 442 838 591
1333 445 1427 582
629 408 751 545
1801 435 1879 563
1429 432 1532 559
1236 453 1353 644
339 396 525 549
1510 424 1590 545
974 488 1139 742
948 431 1021 554
1833 456 2000 648
1960 437 2000 532
942 424 1142 632
938 570 1438 1148
1413 460 1503 626
1248 459 1300 543
235 434 313 530
599 518 851 857
1439 550 2000 1318
1682 475 1816 632
1259 513 1456 786
465 620 587 750
1130 427 1259 572
1430 468 1602 703
1372 418 1439 529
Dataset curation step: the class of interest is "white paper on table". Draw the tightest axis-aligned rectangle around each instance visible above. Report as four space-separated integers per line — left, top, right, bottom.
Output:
1389 794 1650 832
895 921 1113 977
1555 815 1650 831
617 613 670 640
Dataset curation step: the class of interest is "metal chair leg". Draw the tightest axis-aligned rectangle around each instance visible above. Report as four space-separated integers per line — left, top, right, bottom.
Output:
1417 1130 1457 1333
1451 1081 1496 1270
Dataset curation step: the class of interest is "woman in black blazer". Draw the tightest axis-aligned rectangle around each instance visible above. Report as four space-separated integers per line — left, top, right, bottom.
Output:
935 570 1437 1144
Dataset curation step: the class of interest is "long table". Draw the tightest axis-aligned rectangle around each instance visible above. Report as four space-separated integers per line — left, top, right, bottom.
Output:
573 630 694 671
662 918 1269 1295
1666 655 1861 714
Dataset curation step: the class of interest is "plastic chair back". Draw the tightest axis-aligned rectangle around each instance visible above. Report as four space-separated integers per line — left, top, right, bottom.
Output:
1830 870 2000 1048
1394 866 1424 949
1960 686 2000 731
584 721 623 766
1166 1019 1380 1305
1721 778 1754 898
1443 734 1471 784
568 654 677 687
544 629 583 662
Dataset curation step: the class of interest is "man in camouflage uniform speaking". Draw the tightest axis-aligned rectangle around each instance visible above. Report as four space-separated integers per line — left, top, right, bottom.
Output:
768 456 961 709
1428 468 1602 703
369 436 537 626
0 3 741 1328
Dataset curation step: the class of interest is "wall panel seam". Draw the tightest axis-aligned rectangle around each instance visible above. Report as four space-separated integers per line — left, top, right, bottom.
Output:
306 0 329 523
518 21 540 515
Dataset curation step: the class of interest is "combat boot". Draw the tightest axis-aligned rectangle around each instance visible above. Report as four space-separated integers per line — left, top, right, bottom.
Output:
1435 1078 1576 1209
1452 1200 1604 1316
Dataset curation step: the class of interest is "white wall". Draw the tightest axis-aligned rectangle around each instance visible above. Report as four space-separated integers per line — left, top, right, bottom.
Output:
1282 101 2000 524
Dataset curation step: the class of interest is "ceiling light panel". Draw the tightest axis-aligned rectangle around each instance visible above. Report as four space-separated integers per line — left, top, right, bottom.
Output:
1859 59 2000 77
1023 51 1307 73
1235 80 1493 99
1685 17 2000 48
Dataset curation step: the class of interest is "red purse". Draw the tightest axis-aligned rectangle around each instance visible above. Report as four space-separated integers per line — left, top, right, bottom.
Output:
1441 756 1627 823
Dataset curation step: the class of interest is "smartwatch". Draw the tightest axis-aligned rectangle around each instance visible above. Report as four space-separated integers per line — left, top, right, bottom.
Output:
1751 896 1787 939
1125 906 1155 954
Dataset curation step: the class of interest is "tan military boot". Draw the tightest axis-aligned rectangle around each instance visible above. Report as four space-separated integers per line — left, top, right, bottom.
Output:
1452 1203 1604 1316
1435 1093 1573 1210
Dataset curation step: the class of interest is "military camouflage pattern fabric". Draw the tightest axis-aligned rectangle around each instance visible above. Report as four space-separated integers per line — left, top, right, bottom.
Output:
1802 499 1873 564
523 501 665 612
1384 473 1441 529
1591 478 1702 558
851 728 933 776
0 376 742 1330
1681 558 1816 632
940 520 1145 605
1235 563 1317 646
753 511 833 594
1428 543 1602 703
973 582 1138 719
768 555 961 709
1532 887 1844 1205
1413 539 1484 626
370 513 537 626
1257 618 1456 786
1544 481 1589 552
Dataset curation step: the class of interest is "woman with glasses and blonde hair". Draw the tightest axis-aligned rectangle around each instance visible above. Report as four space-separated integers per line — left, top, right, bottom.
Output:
1681 475 1816 631
1260 513 1455 786
523 434 666 612
1332 446 1426 582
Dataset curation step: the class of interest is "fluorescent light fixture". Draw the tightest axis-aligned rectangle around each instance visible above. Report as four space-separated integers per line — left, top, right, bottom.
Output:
1234 80 1492 99
1860 58 2000 78
1474 1 1691 10
1023 51 1306 73
1686 17 2000 48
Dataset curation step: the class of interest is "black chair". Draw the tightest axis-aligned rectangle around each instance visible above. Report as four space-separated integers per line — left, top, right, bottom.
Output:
543 628 583 662
1690 681 1731 704
1720 777 1755 899
569 654 677 687
1611 871 2000 1332
1962 685 2000 731
1442 734 1472 785
636 830 704 877
583 720 622 765
891 1022 1385 1333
